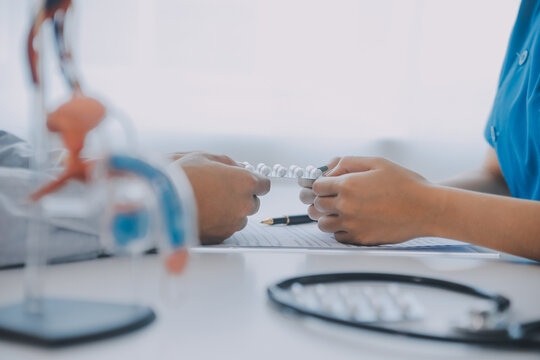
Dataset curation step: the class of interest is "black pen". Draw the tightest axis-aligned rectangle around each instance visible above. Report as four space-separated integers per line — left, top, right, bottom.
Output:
318 165 329 173
261 214 316 225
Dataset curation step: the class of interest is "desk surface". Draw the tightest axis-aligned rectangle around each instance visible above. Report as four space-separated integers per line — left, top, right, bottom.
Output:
1 182 539 359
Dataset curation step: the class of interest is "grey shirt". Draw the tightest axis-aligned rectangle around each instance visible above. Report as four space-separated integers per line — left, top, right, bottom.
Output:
0 131 103 268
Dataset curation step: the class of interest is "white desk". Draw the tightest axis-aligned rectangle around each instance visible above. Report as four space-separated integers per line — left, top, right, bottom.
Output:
1 182 539 359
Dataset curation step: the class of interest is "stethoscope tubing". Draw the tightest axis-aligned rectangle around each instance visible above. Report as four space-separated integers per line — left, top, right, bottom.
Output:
267 272 540 348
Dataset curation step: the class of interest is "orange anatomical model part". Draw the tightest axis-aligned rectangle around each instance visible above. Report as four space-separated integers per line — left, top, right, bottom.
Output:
26 0 191 275
30 97 105 201
27 0 106 201
166 250 189 274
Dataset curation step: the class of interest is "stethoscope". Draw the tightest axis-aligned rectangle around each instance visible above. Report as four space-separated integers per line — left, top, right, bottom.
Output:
267 272 540 348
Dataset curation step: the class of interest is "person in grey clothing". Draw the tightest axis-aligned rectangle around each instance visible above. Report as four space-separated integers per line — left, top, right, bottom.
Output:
0 131 270 268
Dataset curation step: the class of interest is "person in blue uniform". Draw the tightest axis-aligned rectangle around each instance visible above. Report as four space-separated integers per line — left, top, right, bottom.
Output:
300 0 540 261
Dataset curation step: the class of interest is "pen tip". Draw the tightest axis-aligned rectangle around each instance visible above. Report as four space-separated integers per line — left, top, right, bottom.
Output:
261 219 273 225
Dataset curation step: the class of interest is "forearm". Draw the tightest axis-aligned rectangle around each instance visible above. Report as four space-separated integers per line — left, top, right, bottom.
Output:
425 185 540 261
438 170 510 196
439 147 511 196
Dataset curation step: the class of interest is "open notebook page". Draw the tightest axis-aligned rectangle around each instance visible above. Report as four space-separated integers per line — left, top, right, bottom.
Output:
200 219 498 256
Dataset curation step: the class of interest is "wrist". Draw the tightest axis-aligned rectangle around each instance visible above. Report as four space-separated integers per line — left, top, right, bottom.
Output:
417 183 450 237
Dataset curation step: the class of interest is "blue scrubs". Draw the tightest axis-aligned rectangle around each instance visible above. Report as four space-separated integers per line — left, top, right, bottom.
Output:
485 0 540 200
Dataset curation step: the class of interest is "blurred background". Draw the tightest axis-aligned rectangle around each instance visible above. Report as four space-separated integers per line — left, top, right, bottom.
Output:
0 0 520 181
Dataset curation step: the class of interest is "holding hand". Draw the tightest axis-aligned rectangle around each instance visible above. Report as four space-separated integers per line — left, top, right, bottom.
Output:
299 156 439 245
171 152 271 244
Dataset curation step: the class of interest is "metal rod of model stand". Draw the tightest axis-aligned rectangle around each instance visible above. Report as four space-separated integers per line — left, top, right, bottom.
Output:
24 27 47 315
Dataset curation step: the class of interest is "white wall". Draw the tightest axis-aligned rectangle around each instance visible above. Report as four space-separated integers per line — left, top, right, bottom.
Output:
0 0 521 179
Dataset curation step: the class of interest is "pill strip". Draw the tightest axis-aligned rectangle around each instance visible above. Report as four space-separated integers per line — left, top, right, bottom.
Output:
290 282 425 323
239 162 323 179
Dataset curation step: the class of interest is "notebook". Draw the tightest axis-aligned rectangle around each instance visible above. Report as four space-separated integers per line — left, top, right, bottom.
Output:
196 219 499 257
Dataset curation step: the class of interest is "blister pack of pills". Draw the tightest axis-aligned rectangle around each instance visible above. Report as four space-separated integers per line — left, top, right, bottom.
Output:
289 282 425 323
238 162 325 179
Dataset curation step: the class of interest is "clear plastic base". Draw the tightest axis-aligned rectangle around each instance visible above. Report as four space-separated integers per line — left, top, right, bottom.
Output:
0 298 155 347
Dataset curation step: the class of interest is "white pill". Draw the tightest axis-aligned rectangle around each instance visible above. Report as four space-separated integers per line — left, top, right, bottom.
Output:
353 300 377 322
362 286 376 298
397 299 411 318
378 295 403 322
293 167 304 178
256 163 266 171
370 300 384 319
337 285 350 299
387 284 401 297
399 293 424 319
345 300 357 317
314 284 327 298
273 164 286 177
320 297 335 313
245 164 255 172
330 300 349 318
344 294 359 310
305 165 315 173
291 282 304 297
259 165 271 176
304 295 320 311
309 168 323 179
287 165 298 177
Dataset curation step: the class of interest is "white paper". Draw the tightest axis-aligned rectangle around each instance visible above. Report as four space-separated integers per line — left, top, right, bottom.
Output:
204 219 493 254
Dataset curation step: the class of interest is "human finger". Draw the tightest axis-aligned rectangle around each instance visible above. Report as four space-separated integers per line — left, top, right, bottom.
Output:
299 187 316 204
313 196 338 213
334 231 352 244
236 216 249 232
327 156 386 177
317 214 341 233
248 195 261 215
167 152 189 162
307 204 326 220
298 178 315 188
179 151 237 166
209 154 237 166
326 157 341 172
312 177 341 197
251 172 271 196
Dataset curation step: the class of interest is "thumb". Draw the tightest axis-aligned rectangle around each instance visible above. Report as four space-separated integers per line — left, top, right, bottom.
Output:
325 157 341 173
326 156 384 177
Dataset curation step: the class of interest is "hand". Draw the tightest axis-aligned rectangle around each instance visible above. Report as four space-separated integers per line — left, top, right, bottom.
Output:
172 152 271 244
168 151 234 164
300 156 436 245
298 157 340 204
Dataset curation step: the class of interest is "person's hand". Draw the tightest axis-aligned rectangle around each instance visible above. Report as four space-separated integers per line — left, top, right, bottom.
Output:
171 152 271 244
299 156 437 245
298 157 340 205
168 151 232 164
